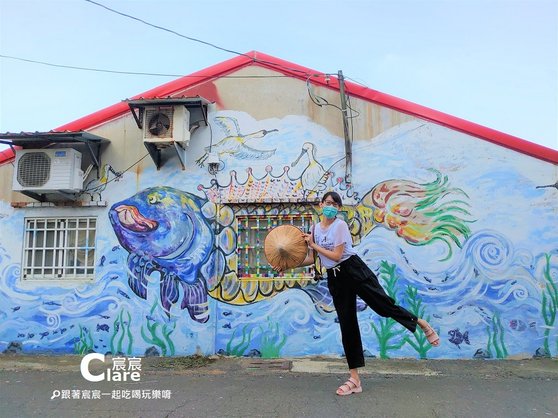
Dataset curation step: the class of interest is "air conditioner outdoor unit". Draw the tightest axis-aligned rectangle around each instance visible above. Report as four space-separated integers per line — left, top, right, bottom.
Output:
12 148 84 193
143 105 190 145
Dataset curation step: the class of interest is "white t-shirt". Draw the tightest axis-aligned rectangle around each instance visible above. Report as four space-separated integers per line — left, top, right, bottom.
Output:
313 218 356 268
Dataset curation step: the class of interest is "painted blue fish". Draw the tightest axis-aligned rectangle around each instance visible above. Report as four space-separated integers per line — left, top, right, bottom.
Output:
448 328 470 349
12 306 21 312
17 333 25 338
509 319 527 331
110 187 214 322
96 324 110 332
39 331 49 339
43 301 61 306
27 333 35 338
98 315 110 319
99 255 106 266
60 328 67 334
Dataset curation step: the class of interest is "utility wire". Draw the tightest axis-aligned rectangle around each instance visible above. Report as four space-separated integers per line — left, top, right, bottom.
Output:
0 54 290 78
84 0 323 78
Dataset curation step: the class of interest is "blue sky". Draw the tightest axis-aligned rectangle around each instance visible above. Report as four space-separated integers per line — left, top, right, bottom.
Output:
0 0 556 150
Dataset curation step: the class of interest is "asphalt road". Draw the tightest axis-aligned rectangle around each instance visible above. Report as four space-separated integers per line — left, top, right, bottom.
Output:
0 355 557 418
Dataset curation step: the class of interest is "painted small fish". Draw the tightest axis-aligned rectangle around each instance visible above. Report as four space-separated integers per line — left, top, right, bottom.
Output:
145 315 157 322
99 255 106 266
98 315 110 319
448 328 470 349
65 337 81 346
509 319 527 331
43 301 61 307
39 331 49 339
117 289 131 299
12 306 21 312
27 333 35 338
60 328 67 334
17 333 25 338
222 311 232 317
96 324 110 332
223 323 232 329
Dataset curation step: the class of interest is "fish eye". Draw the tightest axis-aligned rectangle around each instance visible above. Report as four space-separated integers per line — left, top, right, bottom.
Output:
148 195 159 204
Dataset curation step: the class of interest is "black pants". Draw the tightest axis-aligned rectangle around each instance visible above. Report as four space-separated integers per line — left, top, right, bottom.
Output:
327 255 418 369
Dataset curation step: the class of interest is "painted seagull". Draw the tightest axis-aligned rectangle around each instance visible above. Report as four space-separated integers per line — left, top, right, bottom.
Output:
196 116 278 167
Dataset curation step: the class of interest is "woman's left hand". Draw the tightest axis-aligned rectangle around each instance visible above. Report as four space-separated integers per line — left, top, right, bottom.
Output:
302 232 314 249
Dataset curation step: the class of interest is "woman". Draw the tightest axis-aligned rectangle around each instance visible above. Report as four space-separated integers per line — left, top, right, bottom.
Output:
299 191 440 396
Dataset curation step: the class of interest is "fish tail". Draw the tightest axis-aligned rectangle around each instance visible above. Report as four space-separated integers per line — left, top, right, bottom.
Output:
463 331 470 345
160 274 180 314
300 281 335 313
181 280 209 323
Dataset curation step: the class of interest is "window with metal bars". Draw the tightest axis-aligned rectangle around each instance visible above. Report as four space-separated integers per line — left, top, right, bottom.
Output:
236 214 314 279
22 217 97 280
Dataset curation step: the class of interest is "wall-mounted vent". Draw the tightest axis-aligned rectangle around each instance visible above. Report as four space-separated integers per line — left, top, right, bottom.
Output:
143 106 190 145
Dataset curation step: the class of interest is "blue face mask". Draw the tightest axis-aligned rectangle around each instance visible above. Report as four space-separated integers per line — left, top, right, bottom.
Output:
322 206 338 219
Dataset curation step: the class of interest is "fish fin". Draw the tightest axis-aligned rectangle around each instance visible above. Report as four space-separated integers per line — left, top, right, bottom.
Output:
301 281 335 313
463 331 471 345
127 254 149 299
181 280 209 323
160 275 180 315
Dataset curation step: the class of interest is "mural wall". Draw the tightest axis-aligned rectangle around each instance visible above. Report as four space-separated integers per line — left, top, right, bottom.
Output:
0 110 556 360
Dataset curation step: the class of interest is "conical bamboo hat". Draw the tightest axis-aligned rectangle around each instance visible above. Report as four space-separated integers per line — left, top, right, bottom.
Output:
264 225 307 271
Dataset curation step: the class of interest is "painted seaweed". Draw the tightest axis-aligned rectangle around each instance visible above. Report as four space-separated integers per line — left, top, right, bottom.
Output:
403 285 433 359
370 261 406 358
486 312 507 359
110 309 133 355
140 303 176 356
225 325 253 356
259 317 287 358
541 253 558 356
74 325 94 354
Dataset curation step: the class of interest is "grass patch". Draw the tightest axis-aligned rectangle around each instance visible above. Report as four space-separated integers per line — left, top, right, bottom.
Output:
150 355 215 370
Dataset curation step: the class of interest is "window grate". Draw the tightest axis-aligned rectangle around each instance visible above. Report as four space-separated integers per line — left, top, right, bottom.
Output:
22 216 97 280
236 214 314 279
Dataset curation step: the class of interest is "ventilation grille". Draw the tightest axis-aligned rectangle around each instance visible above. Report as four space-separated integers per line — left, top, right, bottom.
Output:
17 152 51 187
145 108 174 139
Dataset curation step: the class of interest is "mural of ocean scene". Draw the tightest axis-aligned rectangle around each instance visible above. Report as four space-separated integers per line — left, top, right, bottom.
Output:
0 112 556 359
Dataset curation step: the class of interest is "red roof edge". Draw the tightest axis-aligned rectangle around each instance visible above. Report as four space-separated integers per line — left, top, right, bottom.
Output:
0 147 15 162
1 51 557 165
